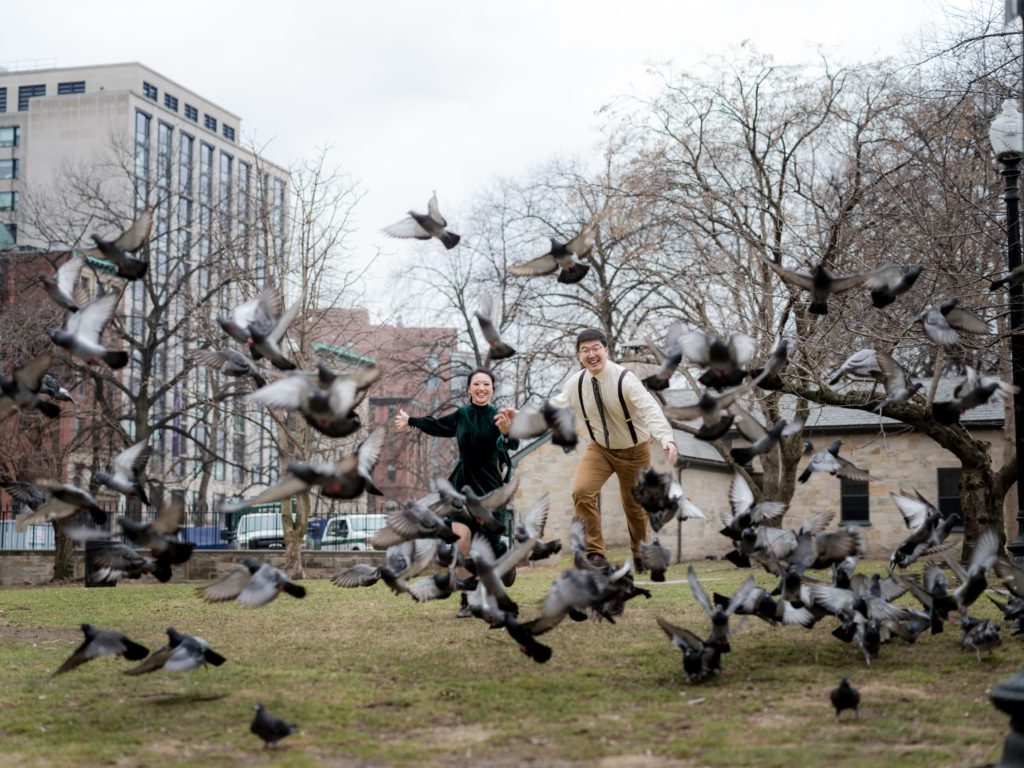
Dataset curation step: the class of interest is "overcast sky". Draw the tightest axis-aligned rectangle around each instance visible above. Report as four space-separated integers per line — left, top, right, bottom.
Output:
1 0 981 319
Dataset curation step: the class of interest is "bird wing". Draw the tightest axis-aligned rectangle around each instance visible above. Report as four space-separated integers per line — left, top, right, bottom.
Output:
474 296 503 345
220 476 310 512
662 405 703 421
680 330 712 366
113 440 152 478
968 529 1000 574
67 291 119 344
112 208 154 253
1 480 46 509
875 351 908 392
890 490 933 531
862 264 901 290
266 301 299 345
521 494 551 539
762 257 814 289
565 224 596 257
327 378 358 415
829 271 872 293
330 564 382 588
944 306 989 334
13 354 51 393
835 457 870 482
200 565 251 602
732 405 767 442
729 473 754 517
479 477 519 510
426 192 446 227
247 376 307 411
508 253 558 277
687 565 714 619
356 428 386 479
656 616 704 652
56 254 85 297
151 497 185 535
382 215 431 239
799 510 836 535
724 576 757 617
191 349 231 369
995 558 1024 599
728 333 756 367
230 294 263 329
509 406 549 439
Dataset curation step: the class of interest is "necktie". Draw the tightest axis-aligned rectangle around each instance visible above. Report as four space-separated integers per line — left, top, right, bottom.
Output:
591 377 610 448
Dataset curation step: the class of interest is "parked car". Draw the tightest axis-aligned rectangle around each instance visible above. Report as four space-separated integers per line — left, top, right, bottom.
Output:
234 512 285 549
318 514 388 550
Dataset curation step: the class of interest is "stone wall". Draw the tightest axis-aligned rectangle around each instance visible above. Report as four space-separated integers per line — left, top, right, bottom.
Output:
512 426 1009 560
0 549 384 588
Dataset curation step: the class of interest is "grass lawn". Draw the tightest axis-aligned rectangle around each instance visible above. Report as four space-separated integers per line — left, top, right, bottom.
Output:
0 554 1017 767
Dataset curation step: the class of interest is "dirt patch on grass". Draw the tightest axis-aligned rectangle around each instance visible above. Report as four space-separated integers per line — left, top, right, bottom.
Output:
410 723 495 747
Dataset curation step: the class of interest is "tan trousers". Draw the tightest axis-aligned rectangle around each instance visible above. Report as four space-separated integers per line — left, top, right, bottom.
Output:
571 441 651 557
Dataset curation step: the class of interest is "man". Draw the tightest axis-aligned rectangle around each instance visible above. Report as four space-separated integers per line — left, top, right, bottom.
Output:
551 329 678 571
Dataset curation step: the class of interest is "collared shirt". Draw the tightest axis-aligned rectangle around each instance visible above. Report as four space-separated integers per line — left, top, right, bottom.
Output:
550 359 675 450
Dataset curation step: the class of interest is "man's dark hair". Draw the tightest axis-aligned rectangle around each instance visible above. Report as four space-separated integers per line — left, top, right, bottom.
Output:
465 367 496 389
576 329 609 351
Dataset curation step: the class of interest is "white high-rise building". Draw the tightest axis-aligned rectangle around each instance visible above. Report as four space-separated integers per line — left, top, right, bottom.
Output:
0 62 293 520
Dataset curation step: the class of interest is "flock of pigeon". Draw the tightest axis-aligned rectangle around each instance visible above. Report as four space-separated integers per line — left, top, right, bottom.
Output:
3 191 1024 749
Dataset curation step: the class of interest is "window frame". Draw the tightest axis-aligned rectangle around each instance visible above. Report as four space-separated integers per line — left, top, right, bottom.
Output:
839 477 870 525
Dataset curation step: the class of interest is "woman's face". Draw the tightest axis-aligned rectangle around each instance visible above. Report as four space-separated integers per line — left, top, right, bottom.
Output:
468 373 494 406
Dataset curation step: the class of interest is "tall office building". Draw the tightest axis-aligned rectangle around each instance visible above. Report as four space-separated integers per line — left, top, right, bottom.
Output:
0 62 293 517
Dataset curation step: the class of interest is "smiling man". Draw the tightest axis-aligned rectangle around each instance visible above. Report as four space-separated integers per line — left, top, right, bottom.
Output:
550 329 678 574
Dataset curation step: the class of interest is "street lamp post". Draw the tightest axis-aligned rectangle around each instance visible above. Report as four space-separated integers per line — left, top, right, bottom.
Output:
990 99 1024 561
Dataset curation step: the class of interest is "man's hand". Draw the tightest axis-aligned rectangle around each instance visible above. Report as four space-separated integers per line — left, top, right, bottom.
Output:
662 439 678 466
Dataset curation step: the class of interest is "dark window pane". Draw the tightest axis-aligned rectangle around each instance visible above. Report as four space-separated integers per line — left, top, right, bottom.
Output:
164 93 178 111
937 468 962 522
840 478 870 523
58 81 85 95
185 104 198 122
18 84 45 111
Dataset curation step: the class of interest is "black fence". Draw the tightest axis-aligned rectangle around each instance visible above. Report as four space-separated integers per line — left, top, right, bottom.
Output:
0 504 393 552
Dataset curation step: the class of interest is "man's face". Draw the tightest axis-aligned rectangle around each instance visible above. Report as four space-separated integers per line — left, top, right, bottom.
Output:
577 341 608 374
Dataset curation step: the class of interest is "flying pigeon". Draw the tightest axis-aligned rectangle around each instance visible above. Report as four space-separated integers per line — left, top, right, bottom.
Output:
507 223 595 284
125 627 226 674
382 191 460 249
762 257 870 315
200 557 306 607
48 290 129 369
862 265 923 308
475 295 515 362
53 624 149 676
40 253 86 311
797 440 869 484
509 400 577 451
915 299 989 347
90 208 153 281
0 353 60 421
92 440 152 505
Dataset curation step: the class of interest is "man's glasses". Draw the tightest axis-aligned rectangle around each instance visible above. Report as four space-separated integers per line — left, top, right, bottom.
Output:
578 345 605 356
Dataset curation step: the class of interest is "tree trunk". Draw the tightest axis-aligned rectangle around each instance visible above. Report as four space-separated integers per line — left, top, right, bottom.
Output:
961 461 1002 558
281 494 307 580
51 524 74 582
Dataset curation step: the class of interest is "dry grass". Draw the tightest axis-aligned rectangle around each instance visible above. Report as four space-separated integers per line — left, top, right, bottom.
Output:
0 554 1017 767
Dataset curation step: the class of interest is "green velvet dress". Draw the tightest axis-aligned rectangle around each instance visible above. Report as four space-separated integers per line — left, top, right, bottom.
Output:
408 403 519 553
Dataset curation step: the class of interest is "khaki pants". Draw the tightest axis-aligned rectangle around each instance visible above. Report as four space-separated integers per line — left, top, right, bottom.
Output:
571 441 651 557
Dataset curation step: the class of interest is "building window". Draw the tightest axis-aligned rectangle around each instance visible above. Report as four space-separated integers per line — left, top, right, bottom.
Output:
133 109 151 210
0 88 6 112
2 222 16 243
222 125 235 141
204 114 217 132
0 159 18 180
387 463 396 482
273 177 286 253
18 84 45 111
57 81 85 95
0 191 18 211
164 93 178 112
142 81 158 101
0 126 19 147
184 103 198 122
937 468 962 523
840 478 870 524
219 152 232 231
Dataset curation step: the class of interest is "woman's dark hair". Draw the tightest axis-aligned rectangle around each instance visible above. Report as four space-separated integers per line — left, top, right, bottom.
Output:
465 368 496 389
576 328 609 351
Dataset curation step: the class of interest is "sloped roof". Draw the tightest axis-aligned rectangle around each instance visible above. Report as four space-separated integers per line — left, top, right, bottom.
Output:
663 376 1005 433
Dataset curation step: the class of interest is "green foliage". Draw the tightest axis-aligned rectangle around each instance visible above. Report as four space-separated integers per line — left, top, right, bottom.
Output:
0 557 1016 766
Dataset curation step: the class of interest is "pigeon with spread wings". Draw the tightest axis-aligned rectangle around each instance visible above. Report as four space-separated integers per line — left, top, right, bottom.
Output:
48 290 128 369
382 191 460 249
762 257 871 315
507 223 595 284
89 208 153 281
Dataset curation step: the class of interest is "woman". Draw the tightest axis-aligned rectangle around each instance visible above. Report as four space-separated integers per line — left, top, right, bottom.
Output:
394 368 518 617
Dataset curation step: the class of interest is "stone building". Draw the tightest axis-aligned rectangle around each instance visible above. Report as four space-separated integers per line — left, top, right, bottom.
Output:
511 381 1007 561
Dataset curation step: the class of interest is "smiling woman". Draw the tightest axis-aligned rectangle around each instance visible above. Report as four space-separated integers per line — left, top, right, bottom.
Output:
393 367 519 616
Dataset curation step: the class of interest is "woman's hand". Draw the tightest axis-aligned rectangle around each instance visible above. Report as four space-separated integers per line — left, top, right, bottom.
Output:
394 408 410 431
494 407 517 435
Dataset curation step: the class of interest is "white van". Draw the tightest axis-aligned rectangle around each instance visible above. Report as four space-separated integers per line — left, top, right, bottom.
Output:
318 514 388 550
234 512 285 549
